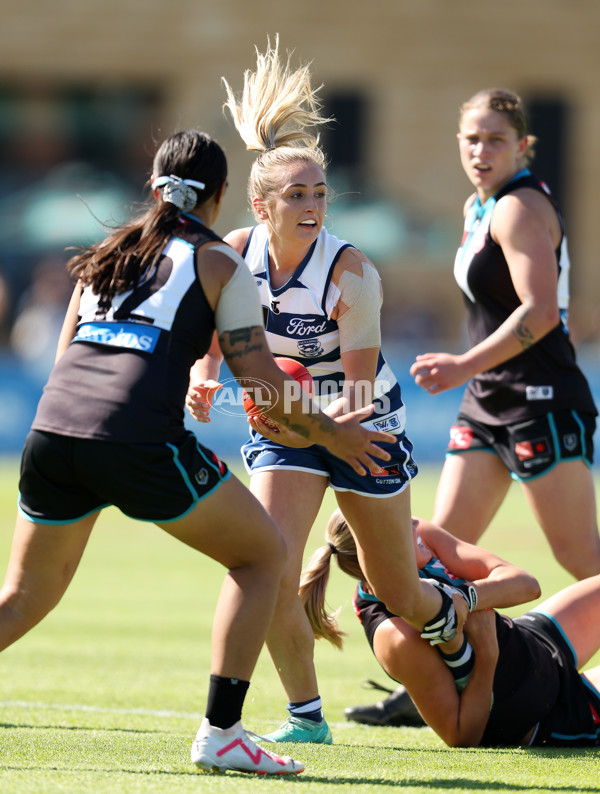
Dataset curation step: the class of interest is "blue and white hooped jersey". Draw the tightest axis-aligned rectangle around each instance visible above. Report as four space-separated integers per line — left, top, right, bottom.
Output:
242 224 406 434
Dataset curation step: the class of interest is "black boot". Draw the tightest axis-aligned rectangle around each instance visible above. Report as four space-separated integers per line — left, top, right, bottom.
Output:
344 682 425 727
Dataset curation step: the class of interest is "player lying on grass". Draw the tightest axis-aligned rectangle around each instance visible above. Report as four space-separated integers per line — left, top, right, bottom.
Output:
301 510 600 747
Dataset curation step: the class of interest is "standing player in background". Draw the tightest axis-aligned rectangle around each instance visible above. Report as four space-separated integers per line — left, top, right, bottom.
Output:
187 38 466 745
349 88 600 729
410 88 600 580
0 128 396 776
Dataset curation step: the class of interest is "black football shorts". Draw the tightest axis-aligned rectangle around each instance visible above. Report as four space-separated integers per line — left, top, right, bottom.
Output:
445 410 595 482
18 429 230 523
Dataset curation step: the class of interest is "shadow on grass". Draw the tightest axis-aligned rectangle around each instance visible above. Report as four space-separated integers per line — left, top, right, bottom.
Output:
0 764 598 789
297 779 600 791
336 741 600 759
0 722 164 734
0 764 309 781
2 733 598 788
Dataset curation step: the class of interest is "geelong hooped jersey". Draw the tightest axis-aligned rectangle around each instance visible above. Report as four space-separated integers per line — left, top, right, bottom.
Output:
242 224 405 434
453 170 596 425
32 216 220 442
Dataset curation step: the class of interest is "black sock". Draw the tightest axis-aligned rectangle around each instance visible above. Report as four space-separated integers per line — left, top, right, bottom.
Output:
205 674 250 729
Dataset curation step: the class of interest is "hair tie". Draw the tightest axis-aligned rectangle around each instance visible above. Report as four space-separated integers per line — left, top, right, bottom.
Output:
328 541 337 555
152 174 206 212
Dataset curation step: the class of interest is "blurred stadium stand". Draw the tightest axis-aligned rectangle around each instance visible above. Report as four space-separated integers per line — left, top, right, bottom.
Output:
1 1 600 462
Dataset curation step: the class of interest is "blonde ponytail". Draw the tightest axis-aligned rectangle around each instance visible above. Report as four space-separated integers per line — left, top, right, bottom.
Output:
299 509 365 650
223 35 330 153
222 36 332 211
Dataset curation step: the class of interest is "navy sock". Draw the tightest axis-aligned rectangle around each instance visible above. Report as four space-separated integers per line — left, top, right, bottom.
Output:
438 636 474 691
287 696 323 722
205 674 250 729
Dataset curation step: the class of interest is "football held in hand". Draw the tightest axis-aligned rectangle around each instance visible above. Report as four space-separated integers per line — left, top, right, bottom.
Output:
243 357 314 431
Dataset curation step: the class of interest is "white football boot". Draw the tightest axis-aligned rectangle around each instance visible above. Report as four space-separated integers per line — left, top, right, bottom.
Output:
191 717 304 775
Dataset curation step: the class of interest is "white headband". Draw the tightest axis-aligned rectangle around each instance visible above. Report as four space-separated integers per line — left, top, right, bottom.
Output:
152 174 206 212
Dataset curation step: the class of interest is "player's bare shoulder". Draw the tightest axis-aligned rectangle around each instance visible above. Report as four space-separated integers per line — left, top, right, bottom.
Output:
223 226 253 255
493 187 561 245
332 245 376 284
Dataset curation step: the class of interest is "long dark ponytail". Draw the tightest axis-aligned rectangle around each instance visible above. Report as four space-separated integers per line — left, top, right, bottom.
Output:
67 130 227 301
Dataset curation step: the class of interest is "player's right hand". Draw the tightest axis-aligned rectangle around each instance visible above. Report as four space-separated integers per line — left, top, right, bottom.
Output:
185 380 222 423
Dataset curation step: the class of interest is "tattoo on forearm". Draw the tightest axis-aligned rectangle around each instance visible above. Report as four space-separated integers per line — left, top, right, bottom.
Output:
219 324 337 439
224 343 264 360
219 326 264 360
278 414 334 439
513 309 536 351
226 328 252 346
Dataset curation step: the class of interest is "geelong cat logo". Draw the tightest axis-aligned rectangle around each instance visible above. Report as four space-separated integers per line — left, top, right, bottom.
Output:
297 338 324 357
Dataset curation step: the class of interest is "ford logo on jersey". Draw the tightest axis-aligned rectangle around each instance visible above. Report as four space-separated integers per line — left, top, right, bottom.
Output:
286 317 327 336
73 321 161 353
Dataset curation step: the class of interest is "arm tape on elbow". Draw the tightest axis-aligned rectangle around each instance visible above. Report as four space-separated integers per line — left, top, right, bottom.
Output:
337 261 382 352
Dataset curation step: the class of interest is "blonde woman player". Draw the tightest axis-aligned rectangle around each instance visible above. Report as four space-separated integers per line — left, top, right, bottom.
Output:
187 39 467 744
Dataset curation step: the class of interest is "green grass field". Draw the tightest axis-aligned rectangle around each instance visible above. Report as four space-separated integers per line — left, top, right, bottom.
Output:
0 456 598 793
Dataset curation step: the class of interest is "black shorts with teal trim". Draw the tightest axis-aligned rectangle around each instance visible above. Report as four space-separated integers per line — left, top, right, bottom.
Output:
18 429 230 524
513 611 600 747
353 583 395 652
241 430 418 497
445 410 595 481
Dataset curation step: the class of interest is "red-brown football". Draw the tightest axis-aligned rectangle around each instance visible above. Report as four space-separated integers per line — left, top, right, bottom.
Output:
273 357 313 395
242 357 313 431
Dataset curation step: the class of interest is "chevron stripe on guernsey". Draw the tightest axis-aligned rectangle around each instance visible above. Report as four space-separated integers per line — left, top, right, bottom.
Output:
242 224 405 433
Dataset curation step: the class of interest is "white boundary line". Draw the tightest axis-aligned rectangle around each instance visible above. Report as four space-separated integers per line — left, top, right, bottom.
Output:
0 700 353 729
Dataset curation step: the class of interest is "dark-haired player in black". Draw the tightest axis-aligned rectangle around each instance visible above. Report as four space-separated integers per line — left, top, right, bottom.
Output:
0 128 397 776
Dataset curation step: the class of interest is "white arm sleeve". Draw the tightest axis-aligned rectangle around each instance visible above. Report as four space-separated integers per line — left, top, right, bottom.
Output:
212 244 264 334
336 261 383 352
